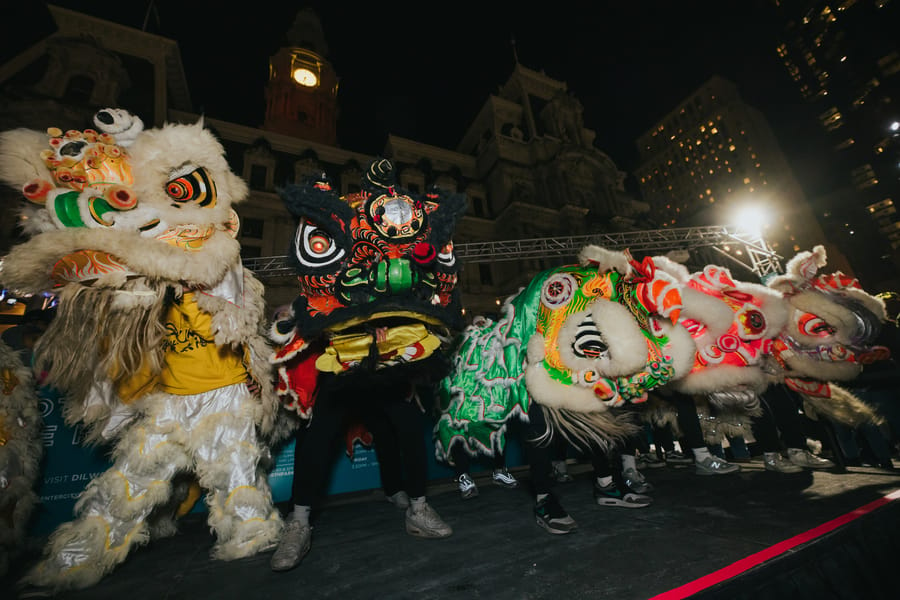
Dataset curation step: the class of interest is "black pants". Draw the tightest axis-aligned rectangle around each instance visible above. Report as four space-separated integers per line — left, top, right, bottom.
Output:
521 402 554 496
291 377 427 506
751 384 806 452
672 391 706 450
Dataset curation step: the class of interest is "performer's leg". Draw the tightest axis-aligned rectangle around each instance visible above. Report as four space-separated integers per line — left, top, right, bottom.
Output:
188 384 282 561
21 394 192 591
380 384 452 538
271 377 349 571
360 401 406 499
521 402 555 496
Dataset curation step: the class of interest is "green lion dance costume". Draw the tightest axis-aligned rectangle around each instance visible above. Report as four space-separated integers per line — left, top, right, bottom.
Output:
0 109 289 592
435 245 694 463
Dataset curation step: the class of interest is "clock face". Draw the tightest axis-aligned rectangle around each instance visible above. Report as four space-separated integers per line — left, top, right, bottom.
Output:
292 67 318 87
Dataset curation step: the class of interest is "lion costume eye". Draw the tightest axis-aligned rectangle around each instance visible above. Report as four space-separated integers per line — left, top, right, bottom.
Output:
165 167 217 208
294 217 345 268
735 306 767 339
797 313 835 337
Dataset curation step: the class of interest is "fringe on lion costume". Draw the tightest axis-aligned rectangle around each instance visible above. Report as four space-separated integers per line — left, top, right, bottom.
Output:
0 109 291 592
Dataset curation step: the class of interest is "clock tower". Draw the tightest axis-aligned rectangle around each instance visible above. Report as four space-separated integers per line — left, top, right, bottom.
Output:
263 8 338 145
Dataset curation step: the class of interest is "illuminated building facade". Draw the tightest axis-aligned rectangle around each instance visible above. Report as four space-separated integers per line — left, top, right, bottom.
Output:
633 76 851 279
773 0 900 289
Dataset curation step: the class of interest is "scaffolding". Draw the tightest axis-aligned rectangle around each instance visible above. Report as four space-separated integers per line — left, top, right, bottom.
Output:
243 224 783 281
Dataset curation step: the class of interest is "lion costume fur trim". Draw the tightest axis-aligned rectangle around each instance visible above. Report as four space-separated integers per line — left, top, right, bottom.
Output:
0 340 43 575
799 383 883 428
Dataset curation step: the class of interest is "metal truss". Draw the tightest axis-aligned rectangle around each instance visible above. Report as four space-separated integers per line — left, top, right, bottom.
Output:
243 224 783 281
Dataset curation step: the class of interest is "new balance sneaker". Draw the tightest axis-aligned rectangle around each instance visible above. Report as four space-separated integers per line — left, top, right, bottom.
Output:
664 450 694 465
270 518 312 572
694 455 741 475
551 460 574 483
534 493 578 534
405 502 453 538
492 468 519 488
786 448 835 469
386 490 410 509
456 473 478 500
637 452 666 469
764 453 804 473
593 480 653 508
622 467 654 493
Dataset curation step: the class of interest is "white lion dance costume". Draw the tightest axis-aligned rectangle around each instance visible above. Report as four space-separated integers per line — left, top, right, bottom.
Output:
0 339 43 578
0 109 288 591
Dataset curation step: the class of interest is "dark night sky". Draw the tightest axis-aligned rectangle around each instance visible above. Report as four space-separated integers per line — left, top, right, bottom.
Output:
7 2 823 181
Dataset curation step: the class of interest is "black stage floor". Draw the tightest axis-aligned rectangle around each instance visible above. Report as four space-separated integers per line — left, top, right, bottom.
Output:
4 458 900 600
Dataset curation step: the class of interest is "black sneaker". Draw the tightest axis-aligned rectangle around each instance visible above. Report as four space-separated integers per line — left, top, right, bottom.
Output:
593 480 653 508
534 494 578 534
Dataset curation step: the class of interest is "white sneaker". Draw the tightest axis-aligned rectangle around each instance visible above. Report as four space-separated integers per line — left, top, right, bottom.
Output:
491 468 518 488
456 473 478 499
405 502 453 538
786 448 835 469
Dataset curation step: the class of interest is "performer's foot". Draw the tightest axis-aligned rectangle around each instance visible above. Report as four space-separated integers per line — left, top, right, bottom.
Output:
270 518 311 572
405 502 453 538
786 448 834 469
456 473 478 500
551 460 574 483
622 467 654 493
386 490 411 509
534 493 578 534
663 450 694 465
764 452 804 473
593 480 653 508
491 468 518 488
694 455 741 475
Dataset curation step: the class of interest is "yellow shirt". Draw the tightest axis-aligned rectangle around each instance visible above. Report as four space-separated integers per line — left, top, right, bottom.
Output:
159 292 249 395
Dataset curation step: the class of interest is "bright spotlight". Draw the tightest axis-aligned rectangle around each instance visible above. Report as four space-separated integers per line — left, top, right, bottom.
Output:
733 204 770 236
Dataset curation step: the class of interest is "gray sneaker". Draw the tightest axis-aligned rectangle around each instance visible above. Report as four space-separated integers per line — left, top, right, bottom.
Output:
665 450 694 465
270 518 312 572
386 490 410 509
622 467 654 493
764 453 804 473
695 455 741 475
405 502 453 538
786 448 835 469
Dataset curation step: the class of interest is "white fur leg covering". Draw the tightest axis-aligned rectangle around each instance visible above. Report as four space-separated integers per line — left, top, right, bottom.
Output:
187 384 282 560
20 515 148 592
20 395 195 592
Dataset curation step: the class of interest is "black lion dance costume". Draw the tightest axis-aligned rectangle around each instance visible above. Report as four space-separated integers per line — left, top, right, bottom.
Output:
0 109 289 591
267 158 467 570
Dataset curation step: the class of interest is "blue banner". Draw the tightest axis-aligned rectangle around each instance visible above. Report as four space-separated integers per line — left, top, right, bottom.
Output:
30 389 526 535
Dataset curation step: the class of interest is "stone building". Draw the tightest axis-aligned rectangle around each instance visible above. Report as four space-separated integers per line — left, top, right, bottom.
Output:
0 5 648 320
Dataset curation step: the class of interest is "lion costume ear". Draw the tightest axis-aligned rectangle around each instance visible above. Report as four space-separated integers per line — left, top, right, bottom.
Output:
0 128 53 193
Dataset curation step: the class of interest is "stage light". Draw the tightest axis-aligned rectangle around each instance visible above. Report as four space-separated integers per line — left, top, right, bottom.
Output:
732 203 770 237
